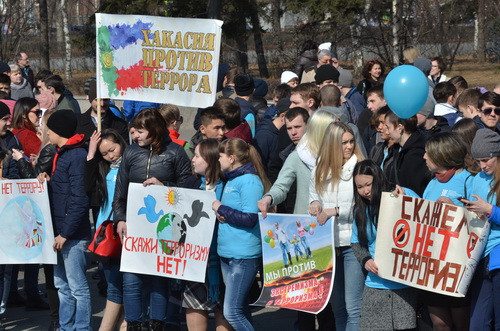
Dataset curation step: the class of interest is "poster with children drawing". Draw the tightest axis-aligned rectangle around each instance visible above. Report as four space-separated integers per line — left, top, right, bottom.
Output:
253 213 335 314
95 13 222 107
121 183 217 282
0 179 56 264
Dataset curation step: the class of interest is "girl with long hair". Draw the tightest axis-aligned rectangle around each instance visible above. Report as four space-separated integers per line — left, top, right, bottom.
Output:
309 121 365 330
351 159 418 330
462 129 500 329
183 139 231 331
11 97 42 158
113 108 192 330
85 129 127 331
211 138 270 330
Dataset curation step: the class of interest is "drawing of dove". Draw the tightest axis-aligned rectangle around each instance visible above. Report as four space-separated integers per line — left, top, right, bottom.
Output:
138 195 164 223
184 200 209 227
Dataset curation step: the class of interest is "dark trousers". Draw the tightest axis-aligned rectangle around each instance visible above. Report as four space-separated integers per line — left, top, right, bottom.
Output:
470 258 500 330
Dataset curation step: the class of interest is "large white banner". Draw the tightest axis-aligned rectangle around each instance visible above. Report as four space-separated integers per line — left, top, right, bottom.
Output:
121 183 217 282
0 179 56 264
95 13 223 107
374 193 489 297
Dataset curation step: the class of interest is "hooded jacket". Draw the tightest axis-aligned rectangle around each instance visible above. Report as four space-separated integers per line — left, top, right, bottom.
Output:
225 121 252 143
49 134 91 240
395 130 431 196
113 136 192 222
216 162 264 259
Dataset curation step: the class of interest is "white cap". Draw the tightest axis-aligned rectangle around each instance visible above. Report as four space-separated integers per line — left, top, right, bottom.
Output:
280 71 299 84
318 42 332 51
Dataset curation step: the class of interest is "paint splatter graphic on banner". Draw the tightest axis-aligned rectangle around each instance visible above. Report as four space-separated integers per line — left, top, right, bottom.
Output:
107 21 153 50
98 21 153 96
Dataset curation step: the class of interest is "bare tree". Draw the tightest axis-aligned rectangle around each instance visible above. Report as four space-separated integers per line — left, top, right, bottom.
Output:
0 0 37 60
38 0 50 69
60 0 71 79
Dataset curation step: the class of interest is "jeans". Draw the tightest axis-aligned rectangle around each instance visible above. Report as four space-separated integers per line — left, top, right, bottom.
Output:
221 257 260 331
470 259 500 330
330 246 364 331
122 272 168 323
300 237 311 258
279 241 290 266
54 239 91 331
102 263 123 304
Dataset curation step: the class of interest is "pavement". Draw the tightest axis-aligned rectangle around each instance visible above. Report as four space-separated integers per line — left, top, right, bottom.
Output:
6 265 296 330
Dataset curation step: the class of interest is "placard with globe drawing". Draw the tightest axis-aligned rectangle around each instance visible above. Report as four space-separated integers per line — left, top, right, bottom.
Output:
0 179 56 264
120 183 217 282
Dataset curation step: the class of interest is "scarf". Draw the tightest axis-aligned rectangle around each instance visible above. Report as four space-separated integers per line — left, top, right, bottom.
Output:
434 168 456 183
51 134 85 175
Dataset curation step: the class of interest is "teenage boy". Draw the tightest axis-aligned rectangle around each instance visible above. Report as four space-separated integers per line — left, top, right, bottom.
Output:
186 107 225 159
456 88 484 127
37 109 91 331
433 81 462 126
290 83 321 115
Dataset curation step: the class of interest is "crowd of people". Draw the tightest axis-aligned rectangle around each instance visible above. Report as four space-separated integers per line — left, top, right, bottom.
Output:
0 43 499 331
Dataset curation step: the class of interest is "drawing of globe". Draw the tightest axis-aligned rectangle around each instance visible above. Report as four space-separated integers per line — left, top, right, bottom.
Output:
0 196 45 260
157 213 179 254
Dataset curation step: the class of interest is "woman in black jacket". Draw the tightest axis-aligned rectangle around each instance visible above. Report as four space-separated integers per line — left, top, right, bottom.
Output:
357 59 385 100
384 111 431 196
113 108 192 330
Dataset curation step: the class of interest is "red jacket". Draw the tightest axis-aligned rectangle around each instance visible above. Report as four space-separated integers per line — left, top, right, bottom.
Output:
11 123 41 158
169 129 187 147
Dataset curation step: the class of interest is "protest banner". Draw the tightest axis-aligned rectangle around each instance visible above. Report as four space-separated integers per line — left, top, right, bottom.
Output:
120 183 216 282
0 179 56 264
253 213 335 313
95 13 223 108
374 192 489 297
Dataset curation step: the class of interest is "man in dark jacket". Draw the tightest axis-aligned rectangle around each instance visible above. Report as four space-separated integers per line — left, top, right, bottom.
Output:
76 80 129 144
16 52 35 88
0 102 20 179
254 98 290 173
37 109 91 330
40 75 81 114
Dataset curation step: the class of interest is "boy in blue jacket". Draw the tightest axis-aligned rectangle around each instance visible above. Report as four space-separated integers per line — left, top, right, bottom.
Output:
38 109 91 331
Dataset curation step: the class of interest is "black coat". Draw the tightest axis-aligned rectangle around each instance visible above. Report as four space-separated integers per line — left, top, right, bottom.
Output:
394 131 431 196
16 144 57 178
76 107 129 144
0 131 21 179
113 137 192 222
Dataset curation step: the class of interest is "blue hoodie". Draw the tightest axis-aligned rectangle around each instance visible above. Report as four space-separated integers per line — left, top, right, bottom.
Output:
217 162 264 259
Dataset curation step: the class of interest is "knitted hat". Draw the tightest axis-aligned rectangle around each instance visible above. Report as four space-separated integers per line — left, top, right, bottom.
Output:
413 58 432 76
36 92 58 110
315 65 340 84
234 73 255 96
0 101 9 119
471 128 500 159
318 42 332 51
281 71 299 84
46 109 77 139
338 68 353 88
276 98 291 115
253 78 268 98
0 62 10 74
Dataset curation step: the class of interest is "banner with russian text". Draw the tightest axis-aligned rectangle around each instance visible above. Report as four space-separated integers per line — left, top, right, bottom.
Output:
120 183 216 282
95 13 222 107
253 213 335 313
374 193 489 297
0 179 56 264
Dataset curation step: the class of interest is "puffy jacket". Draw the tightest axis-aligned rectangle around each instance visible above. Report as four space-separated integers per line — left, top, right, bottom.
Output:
0 130 21 179
294 49 317 81
49 134 91 240
309 154 358 247
113 136 192 222
216 162 264 259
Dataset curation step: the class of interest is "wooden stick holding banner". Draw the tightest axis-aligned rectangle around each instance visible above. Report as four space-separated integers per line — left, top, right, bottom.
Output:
97 98 101 132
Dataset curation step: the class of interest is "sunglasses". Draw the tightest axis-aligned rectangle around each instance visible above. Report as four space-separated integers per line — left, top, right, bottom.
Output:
30 109 43 117
482 107 500 116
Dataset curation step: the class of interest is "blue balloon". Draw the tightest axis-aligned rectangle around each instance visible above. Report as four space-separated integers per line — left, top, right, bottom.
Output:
383 65 429 119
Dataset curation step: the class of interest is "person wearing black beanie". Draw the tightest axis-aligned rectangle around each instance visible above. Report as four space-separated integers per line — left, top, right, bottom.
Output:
315 65 340 87
46 109 77 139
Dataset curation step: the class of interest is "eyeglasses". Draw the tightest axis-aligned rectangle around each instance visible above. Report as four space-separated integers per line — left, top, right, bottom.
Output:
482 107 500 116
30 109 42 117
